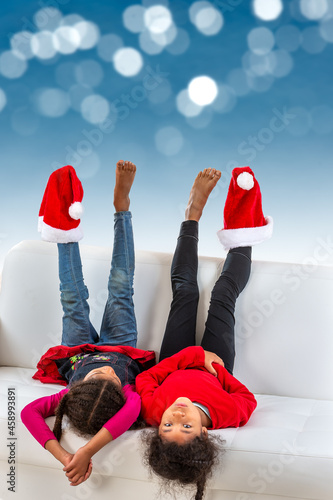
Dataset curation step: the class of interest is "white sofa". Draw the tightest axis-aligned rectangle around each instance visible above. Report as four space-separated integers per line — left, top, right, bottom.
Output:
0 240 333 500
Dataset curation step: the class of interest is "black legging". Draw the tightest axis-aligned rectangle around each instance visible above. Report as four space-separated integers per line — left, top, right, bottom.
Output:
159 220 251 375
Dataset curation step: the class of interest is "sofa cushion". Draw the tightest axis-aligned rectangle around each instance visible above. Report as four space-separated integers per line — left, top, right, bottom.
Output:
1 366 332 499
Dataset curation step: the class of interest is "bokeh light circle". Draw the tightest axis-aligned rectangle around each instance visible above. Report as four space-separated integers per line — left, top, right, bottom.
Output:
150 23 178 47
10 31 34 60
144 6 173 34
301 26 327 54
0 51 27 79
189 2 211 23
188 76 218 106
247 27 275 55
113 47 144 77
35 88 70 117
123 5 146 33
53 26 81 55
0 88 7 112
176 89 203 117
74 152 101 180
31 31 57 59
267 50 293 77
155 126 184 156
75 60 104 87
193 6 224 36
60 14 85 26
320 18 333 43
139 30 164 54
300 0 328 20
247 53 272 76
253 0 283 21
75 21 100 49
81 94 110 124
33 7 63 31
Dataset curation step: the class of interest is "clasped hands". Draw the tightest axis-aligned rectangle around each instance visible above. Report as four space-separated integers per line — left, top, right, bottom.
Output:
62 447 93 486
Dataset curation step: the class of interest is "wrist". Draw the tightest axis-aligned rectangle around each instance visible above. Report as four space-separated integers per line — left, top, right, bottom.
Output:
60 449 72 466
79 443 94 459
45 439 71 465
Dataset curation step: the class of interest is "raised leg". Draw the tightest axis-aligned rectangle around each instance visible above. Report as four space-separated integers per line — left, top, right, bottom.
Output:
99 161 138 346
201 246 251 374
159 168 221 361
159 220 200 360
58 242 99 347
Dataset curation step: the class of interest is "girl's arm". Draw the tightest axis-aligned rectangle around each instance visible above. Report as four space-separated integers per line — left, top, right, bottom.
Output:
21 389 92 484
21 389 69 448
216 366 257 426
63 384 141 486
102 383 141 439
45 439 74 466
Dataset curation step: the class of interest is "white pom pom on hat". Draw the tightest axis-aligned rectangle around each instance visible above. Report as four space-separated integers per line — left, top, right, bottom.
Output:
237 171 254 190
69 201 84 220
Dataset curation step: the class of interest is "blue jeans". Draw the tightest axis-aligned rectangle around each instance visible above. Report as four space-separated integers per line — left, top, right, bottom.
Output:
58 211 137 347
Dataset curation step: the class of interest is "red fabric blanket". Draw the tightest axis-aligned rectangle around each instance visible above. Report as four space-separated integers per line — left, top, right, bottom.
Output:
33 344 156 386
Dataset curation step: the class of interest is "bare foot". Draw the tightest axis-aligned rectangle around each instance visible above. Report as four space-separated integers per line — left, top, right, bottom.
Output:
113 160 137 212
185 168 221 221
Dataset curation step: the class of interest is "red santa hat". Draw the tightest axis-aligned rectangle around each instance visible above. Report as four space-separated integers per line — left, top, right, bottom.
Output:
38 165 84 243
217 166 273 250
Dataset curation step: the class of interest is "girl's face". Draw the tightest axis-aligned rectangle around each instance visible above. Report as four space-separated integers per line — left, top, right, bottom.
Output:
84 365 122 387
158 397 207 444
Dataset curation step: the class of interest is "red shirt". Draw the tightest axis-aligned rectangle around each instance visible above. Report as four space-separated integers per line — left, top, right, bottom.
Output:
135 346 257 428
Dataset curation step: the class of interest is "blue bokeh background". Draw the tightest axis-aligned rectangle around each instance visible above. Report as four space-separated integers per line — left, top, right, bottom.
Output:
1 0 333 271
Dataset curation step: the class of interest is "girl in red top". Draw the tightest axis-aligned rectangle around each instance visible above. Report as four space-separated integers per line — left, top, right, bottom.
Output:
136 166 273 500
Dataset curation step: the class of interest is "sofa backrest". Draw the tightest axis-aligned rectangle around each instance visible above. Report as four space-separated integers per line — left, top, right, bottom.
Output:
1 240 333 400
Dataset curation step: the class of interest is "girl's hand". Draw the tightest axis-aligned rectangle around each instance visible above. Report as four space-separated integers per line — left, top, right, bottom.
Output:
63 447 93 486
203 350 224 376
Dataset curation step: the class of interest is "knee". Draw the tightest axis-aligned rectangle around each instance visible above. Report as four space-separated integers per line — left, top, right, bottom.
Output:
212 275 239 301
173 281 199 302
60 284 89 304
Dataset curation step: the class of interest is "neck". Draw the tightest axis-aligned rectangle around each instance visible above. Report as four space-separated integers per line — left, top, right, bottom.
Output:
196 406 212 427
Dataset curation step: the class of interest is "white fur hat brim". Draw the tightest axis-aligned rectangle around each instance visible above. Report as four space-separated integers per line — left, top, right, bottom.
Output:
217 216 273 251
38 217 84 243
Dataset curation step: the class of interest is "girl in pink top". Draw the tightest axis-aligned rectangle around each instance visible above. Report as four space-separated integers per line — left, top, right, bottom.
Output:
21 160 151 486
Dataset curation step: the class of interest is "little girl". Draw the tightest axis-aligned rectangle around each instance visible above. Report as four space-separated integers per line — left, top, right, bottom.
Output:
135 166 273 500
21 160 154 486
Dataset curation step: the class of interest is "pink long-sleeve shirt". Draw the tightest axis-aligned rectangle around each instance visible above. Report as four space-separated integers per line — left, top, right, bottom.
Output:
21 384 140 447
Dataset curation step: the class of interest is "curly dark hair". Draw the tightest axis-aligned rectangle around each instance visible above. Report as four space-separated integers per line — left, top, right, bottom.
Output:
53 378 126 440
141 429 225 500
